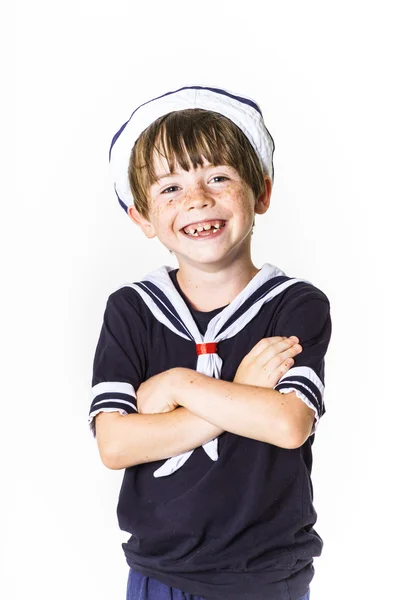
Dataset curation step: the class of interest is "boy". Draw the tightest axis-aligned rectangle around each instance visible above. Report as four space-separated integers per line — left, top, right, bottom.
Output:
89 86 332 600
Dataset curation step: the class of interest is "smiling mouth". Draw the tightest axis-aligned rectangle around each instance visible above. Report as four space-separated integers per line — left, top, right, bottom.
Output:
181 220 227 237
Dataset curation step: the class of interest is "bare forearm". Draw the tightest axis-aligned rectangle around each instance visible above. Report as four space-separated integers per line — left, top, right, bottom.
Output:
96 408 223 470
175 369 294 448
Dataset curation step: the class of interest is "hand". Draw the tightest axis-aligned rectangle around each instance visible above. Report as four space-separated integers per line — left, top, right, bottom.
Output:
136 369 180 415
234 336 302 388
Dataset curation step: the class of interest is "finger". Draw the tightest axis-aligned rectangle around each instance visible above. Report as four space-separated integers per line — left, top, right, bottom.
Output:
254 343 302 375
266 358 296 387
246 336 298 359
262 344 302 373
254 338 301 363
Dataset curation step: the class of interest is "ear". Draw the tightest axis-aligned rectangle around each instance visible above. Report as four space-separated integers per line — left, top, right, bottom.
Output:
127 205 157 239
254 176 272 215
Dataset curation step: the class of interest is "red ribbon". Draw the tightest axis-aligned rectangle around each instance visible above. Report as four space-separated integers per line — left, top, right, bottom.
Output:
196 342 218 356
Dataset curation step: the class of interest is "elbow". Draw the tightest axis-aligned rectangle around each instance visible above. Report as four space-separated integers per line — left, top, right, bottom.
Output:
284 434 307 450
98 443 126 470
102 455 124 470
100 450 123 470
282 422 310 449
99 443 143 470
95 412 136 469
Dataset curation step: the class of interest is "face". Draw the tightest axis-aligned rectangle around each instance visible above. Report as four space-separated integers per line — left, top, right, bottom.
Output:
128 153 271 270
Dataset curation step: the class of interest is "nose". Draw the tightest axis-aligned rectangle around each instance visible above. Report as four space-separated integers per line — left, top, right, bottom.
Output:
182 183 215 211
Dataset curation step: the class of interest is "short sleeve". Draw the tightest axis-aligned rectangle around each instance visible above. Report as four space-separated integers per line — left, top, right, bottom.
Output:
89 290 147 437
273 289 332 434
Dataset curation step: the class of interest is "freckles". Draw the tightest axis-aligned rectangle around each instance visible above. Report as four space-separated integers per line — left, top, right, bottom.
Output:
150 205 167 222
220 185 252 210
150 205 176 235
224 181 241 194
221 181 252 201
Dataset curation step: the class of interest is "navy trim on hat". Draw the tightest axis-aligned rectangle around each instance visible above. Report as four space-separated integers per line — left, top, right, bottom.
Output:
109 85 263 161
114 185 129 213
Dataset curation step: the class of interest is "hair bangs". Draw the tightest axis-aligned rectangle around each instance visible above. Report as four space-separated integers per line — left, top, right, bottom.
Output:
150 113 239 183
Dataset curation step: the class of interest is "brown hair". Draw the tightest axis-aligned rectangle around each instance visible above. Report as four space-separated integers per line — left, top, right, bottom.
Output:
128 109 267 218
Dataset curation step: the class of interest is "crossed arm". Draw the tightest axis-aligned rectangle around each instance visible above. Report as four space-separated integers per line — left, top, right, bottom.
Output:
95 336 316 469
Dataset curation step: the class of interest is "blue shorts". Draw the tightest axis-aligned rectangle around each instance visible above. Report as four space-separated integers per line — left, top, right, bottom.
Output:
126 568 311 600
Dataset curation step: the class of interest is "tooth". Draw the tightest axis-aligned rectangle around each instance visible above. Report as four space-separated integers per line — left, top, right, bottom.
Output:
203 224 211 230
214 223 221 229
192 232 199 236
212 228 218 233
189 228 196 234
197 226 204 232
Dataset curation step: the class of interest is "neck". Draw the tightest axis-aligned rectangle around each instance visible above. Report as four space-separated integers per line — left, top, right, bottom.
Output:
176 256 260 312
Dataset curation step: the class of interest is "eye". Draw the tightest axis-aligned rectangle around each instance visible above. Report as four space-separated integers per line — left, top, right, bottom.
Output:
161 185 180 194
210 176 229 184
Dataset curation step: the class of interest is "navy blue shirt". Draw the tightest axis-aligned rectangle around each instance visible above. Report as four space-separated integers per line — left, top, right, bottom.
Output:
89 268 332 600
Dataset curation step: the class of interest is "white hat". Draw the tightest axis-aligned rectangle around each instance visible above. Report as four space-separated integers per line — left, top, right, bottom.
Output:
109 85 275 213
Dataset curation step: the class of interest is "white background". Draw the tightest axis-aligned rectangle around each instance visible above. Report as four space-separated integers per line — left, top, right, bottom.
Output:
6 1 399 599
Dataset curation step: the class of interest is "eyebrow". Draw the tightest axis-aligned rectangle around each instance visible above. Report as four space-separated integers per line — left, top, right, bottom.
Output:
154 172 178 182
